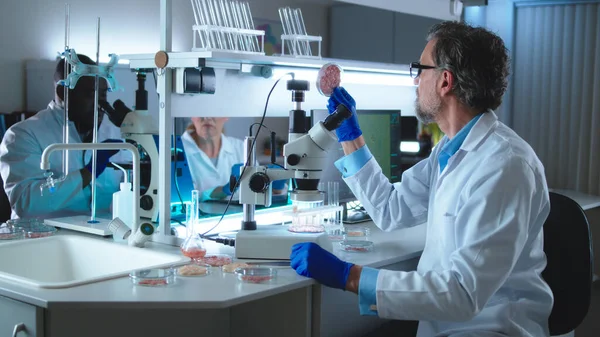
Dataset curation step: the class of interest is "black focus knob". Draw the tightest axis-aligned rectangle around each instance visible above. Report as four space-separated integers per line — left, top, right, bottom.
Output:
140 195 153 210
249 172 270 193
287 154 301 166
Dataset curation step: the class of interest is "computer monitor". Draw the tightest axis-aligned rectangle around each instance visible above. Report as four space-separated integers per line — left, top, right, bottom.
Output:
311 109 402 202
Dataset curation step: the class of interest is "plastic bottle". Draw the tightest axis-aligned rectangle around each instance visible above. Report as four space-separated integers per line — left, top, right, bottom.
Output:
112 163 135 229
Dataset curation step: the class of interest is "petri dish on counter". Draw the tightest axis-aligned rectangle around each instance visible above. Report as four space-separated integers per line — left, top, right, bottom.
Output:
339 240 374 253
7 219 57 239
130 268 175 287
222 262 250 273
176 263 211 277
235 267 277 284
0 225 25 241
343 226 370 241
201 254 233 267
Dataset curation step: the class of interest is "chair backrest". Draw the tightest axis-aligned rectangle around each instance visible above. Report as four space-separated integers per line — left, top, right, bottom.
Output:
542 192 594 335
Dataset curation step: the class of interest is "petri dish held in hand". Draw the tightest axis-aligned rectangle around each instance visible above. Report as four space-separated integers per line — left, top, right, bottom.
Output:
316 63 343 97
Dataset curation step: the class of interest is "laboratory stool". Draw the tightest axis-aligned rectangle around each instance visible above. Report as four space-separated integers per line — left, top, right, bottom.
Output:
542 192 594 336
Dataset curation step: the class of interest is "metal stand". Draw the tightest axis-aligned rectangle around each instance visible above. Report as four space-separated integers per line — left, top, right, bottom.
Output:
241 136 257 230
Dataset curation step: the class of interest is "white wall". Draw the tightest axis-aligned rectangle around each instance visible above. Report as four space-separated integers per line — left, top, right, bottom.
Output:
0 0 330 113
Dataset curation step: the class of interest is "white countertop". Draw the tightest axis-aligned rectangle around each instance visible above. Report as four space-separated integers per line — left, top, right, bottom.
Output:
0 222 426 310
550 189 600 211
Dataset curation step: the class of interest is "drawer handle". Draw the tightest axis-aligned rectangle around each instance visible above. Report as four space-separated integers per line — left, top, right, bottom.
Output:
12 323 25 337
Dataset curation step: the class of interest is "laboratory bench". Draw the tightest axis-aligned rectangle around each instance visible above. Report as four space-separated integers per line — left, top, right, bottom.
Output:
0 221 426 337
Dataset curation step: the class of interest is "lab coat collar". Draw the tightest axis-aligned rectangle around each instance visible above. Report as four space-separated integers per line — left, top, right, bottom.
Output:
184 132 236 156
459 110 498 153
47 100 77 131
220 134 237 155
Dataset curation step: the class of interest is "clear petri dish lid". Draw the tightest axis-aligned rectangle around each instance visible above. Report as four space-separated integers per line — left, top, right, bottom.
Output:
316 63 344 97
221 262 250 273
130 268 175 286
176 263 211 277
0 224 25 241
344 226 370 238
339 240 374 253
7 219 56 239
201 253 233 267
234 267 278 284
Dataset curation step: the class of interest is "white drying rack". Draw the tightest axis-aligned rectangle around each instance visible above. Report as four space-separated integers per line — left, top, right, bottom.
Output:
192 25 265 55
280 34 322 59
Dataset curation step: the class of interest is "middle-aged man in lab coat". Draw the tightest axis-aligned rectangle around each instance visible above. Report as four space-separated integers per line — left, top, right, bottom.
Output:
291 21 553 336
0 54 123 219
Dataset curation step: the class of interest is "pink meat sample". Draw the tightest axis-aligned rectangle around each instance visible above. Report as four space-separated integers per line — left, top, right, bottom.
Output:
181 247 207 259
317 64 342 96
202 255 233 267
138 279 168 286
241 275 274 283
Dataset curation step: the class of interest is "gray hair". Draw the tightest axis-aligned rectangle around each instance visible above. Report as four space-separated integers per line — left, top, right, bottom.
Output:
427 21 510 112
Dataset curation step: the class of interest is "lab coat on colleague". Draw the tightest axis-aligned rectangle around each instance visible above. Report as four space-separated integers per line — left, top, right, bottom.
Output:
0 101 123 219
342 111 553 336
181 130 244 201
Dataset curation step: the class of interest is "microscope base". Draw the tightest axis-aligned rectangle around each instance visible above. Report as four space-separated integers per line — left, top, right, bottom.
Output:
235 225 332 260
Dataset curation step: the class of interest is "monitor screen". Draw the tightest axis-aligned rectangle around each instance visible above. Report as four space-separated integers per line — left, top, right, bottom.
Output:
311 109 402 202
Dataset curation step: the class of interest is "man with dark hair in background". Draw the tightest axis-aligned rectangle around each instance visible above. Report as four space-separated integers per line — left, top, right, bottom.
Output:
0 54 123 219
291 21 553 336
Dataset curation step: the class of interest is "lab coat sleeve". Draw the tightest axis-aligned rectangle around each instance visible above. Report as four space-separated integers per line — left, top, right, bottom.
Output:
334 145 373 177
339 147 433 231
374 155 540 322
0 128 84 217
358 266 380 316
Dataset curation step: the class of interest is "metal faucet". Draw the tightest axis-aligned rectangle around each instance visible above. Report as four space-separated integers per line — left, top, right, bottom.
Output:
40 142 141 234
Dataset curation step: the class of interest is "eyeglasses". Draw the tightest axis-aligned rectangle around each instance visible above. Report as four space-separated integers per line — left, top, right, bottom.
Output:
410 62 437 79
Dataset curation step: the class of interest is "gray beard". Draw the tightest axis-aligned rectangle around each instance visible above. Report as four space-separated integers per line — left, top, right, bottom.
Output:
415 99 437 125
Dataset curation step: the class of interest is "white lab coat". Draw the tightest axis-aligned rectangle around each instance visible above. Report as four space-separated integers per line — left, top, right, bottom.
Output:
181 131 244 200
342 111 553 337
0 101 123 219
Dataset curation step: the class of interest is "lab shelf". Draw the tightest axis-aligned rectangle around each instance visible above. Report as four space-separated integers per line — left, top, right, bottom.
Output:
120 50 411 75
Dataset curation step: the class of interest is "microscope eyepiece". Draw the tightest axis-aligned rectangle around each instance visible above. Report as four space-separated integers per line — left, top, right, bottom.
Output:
323 104 352 131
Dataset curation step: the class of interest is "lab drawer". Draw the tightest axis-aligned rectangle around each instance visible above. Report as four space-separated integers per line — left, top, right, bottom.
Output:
0 295 43 337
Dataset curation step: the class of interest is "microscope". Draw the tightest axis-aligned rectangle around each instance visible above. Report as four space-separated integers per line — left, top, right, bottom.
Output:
101 71 160 222
235 79 351 260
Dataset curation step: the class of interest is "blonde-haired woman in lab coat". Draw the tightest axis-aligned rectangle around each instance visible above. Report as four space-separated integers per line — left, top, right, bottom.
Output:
181 117 245 202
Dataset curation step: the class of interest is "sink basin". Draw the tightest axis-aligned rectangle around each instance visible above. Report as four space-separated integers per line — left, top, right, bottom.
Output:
0 235 188 288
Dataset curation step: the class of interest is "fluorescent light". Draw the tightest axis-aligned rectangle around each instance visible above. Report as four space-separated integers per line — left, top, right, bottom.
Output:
272 67 318 81
272 67 415 87
344 72 415 87
400 141 420 153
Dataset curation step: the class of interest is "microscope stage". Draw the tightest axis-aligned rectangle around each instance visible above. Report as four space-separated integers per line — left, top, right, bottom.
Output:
235 225 333 260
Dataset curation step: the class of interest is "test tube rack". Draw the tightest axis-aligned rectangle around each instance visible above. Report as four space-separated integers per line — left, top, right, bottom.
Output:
190 0 265 55
278 7 322 59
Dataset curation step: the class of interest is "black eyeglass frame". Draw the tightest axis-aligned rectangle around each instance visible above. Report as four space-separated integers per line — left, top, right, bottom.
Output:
410 62 437 79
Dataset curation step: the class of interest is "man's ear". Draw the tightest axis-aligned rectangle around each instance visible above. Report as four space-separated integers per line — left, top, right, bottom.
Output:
439 70 454 97
55 85 65 102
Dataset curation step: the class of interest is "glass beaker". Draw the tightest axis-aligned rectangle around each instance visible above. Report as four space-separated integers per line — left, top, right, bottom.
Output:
180 195 206 263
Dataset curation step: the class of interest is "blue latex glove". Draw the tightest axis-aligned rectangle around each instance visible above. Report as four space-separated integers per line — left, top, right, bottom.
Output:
290 242 354 290
267 164 287 190
85 139 122 178
223 163 244 196
327 87 362 142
